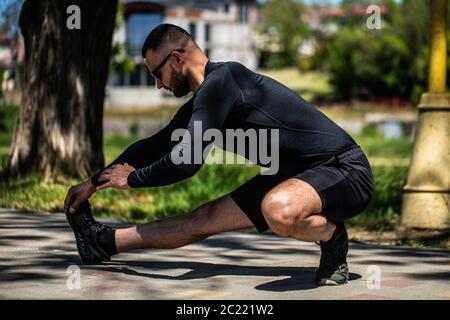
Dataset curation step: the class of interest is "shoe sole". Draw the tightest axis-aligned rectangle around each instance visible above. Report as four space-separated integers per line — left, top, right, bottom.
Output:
317 279 348 286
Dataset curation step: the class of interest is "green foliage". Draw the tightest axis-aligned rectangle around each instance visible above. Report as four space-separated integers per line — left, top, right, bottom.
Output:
110 43 135 74
310 0 450 102
348 166 408 230
305 35 328 72
355 126 412 159
109 2 135 74
325 28 362 100
325 28 417 101
348 128 411 230
0 157 408 231
259 0 310 68
0 101 19 144
128 120 139 137
0 161 259 223
0 65 4 99
0 151 408 231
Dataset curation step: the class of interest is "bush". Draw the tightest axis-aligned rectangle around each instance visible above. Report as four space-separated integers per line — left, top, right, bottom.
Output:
128 120 139 137
348 165 408 230
0 101 19 143
325 28 417 101
355 129 413 160
309 0 448 103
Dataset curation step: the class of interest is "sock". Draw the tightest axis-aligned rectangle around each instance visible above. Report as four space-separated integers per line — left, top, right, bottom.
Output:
97 228 118 256
321 221 344 244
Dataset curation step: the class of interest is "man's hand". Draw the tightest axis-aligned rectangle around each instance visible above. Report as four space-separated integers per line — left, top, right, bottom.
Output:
96 163 136 191
64 179 97 214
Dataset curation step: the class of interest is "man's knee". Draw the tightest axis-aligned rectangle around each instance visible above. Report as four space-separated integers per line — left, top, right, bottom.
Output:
261 190 310 237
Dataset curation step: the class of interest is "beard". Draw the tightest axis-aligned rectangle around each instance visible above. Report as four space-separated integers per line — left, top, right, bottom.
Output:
169 66 191 97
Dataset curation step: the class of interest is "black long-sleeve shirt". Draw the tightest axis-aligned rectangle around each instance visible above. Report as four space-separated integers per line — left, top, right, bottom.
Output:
91 61 356 188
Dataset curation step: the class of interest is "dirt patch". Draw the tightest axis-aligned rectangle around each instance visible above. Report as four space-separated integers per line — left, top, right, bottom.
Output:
348 227 450 249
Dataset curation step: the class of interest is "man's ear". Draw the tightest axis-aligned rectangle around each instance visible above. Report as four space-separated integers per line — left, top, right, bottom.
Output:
173 51 183 64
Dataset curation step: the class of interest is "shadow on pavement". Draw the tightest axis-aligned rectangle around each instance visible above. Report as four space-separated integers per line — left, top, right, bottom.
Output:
87 260 362 292
0 209 448 293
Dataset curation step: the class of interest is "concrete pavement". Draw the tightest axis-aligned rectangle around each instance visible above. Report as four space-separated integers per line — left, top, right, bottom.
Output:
0 209 449 300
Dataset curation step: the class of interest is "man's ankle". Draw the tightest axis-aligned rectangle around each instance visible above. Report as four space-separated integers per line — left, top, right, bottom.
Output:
321 221 343 244
97 228 118 256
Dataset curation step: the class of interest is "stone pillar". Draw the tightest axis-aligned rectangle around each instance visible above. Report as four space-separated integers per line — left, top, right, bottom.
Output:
401 0 450 229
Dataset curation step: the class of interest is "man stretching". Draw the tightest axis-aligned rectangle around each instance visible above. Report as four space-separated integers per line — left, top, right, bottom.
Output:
64 24 374 286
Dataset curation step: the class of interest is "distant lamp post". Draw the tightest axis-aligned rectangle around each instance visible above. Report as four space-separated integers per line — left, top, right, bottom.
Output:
401 0 449 229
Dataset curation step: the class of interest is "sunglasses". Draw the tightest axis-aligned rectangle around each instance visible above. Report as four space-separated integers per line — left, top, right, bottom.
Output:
150 49 185 81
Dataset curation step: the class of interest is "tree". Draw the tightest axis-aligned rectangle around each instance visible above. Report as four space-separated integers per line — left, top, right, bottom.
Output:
326 29 412 101
260 0 310 68
316 0 450 102
110 2 135 78
8 0 117 180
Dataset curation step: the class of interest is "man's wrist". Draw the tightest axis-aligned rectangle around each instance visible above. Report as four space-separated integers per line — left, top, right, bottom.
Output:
127 170 137 188
86 179 97 193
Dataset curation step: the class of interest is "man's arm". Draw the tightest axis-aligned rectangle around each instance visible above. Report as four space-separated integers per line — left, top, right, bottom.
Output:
127 66 242 188
90 99 194 187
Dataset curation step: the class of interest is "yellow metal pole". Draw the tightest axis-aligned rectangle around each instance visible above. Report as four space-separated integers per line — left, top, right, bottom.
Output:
429 0 447 93
401 0 450 229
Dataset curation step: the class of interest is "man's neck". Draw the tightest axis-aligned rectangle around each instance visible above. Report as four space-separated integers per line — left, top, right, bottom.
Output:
188 56 209 92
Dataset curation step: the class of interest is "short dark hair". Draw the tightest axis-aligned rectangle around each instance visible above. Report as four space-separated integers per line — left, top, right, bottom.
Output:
141 24 192 58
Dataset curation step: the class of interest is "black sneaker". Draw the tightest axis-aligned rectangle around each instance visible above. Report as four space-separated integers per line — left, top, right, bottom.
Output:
315 222 349 286
65 200 112 264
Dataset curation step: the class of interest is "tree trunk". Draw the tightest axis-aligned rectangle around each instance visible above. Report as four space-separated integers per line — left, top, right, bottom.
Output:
9 0 117 180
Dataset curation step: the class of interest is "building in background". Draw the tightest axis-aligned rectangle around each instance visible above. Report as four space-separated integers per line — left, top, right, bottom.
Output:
0 32 24 94
107 0 259 110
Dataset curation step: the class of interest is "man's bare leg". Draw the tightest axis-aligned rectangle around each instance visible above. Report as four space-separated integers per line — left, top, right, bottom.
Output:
261 178 336 242
115 195 254 253
260 178 349 285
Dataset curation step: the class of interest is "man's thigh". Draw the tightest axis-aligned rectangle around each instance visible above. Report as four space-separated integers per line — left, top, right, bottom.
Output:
230 173 324 233
229 173 290 233
262 178 323 218
230 147 374 233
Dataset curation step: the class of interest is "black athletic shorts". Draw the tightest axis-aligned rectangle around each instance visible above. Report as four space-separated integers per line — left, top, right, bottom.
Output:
230 145 374 233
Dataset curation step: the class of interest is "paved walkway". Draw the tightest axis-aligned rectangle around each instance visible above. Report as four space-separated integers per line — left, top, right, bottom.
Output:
0 209 449 300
